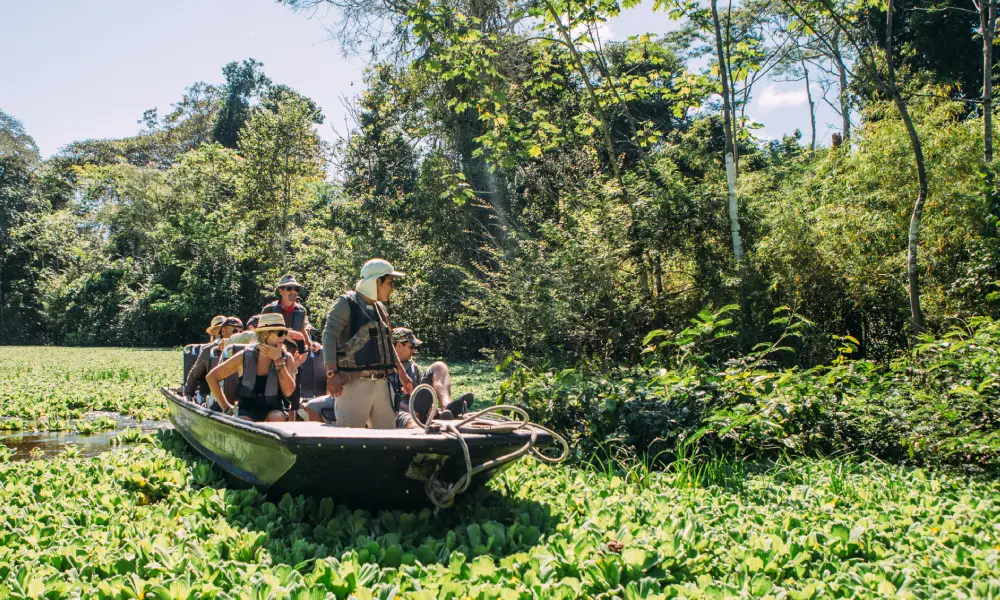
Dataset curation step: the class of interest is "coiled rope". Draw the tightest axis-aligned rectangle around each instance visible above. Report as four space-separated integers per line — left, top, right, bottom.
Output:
408 383 569 509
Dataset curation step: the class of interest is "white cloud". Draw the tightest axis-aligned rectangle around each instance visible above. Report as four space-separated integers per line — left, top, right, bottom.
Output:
757 84 807 110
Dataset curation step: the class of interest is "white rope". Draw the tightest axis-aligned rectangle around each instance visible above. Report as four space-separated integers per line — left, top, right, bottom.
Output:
408 384 570 508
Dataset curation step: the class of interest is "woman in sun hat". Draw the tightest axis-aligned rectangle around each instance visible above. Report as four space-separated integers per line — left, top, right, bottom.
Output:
206 314 227 340
315 258 413 428
206 313 300 422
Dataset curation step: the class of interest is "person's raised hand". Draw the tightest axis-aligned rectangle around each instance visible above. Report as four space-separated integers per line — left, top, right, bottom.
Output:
259 343 282 362
287 330 306 342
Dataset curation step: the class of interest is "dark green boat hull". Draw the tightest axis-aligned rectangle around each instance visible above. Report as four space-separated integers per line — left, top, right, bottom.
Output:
162 388 547 508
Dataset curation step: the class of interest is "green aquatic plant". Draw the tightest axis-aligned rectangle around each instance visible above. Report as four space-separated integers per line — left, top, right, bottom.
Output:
0 347 178 427
0 433 998 598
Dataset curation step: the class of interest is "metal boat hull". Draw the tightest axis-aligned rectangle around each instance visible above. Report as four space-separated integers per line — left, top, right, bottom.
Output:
162 388 544 508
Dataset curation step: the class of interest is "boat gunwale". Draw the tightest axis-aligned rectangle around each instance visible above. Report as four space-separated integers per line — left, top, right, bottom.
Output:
161 387 550 452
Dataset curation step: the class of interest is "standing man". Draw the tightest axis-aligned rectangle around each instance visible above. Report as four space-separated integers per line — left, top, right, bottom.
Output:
261 274 317 352
320 259 413 428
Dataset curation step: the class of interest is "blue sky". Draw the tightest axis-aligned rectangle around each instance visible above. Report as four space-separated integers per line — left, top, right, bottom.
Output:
0 0 839 159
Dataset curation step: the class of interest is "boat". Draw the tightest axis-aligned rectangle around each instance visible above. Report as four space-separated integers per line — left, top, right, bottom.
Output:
160 387 562 509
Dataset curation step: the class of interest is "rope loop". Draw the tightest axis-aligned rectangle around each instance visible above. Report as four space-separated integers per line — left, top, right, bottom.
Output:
412 399 569 509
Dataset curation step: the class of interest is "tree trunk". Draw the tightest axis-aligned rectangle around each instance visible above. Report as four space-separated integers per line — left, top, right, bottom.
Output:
711 0 743 263
982 0 995 163
802 59 816 151
886 0 927 334
832 29 851 141
543 0 649 286
654 254 664 296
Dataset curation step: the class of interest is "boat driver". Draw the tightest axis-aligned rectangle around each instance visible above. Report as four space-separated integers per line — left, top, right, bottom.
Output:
391 327 475 429
319 259 414 428
205 313 301 422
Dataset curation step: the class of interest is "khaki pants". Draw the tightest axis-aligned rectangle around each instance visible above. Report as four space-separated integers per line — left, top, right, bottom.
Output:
335 378 396 428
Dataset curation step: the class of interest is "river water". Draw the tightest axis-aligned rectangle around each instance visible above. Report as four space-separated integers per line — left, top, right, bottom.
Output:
0 413 171 461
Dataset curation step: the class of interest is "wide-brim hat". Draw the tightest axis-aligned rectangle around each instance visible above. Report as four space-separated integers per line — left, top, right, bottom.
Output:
275 274 304 296
206 315 227 335
255 313 289 334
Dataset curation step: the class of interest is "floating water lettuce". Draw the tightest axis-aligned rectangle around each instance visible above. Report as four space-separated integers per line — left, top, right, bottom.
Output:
0 431 998 599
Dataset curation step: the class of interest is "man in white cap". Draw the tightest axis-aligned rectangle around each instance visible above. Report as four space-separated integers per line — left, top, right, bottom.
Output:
318 258 413 428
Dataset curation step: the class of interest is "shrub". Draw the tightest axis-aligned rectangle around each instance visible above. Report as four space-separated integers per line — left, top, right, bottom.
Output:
500 310 1000 473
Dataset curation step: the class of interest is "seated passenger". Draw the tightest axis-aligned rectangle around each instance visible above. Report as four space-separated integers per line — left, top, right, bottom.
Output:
184 315 235 403
224 314 259 348
205 314 299 422
390 328 475 429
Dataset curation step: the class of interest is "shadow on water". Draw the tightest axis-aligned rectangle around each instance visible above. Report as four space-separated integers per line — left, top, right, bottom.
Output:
0 415 171 461
159 429 560 568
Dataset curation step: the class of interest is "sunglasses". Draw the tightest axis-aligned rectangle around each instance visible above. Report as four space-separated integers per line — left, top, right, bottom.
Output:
279 286 299 293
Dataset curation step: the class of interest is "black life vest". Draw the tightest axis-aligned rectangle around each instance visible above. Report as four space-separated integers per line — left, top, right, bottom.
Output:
335 291 395 374
262 300 306 332
236 344 282 405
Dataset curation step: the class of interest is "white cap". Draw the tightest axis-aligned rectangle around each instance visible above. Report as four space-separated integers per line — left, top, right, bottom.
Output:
355 258 405 298
359 258 405 280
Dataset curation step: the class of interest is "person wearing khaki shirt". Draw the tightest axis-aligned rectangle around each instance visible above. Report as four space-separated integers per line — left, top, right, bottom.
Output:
319 259 413 428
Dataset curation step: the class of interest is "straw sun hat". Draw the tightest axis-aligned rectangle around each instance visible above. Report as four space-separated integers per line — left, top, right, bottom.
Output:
254 313 289 334
206 315 227 336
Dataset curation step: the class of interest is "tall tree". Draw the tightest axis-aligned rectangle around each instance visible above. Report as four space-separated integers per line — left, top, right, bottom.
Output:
787 0 929 334
0 110 40 166
710 0 743 263
973 0 997 164
213 59 272 149
238 94 325 270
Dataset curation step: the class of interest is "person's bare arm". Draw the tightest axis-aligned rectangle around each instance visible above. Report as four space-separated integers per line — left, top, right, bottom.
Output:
275 349 297 397
206 351 244 412
302 312 316 348
380 303 414 394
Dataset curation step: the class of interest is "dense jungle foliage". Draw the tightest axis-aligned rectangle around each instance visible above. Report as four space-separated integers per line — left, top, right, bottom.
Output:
3 0 1000 471
1 1 997 363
